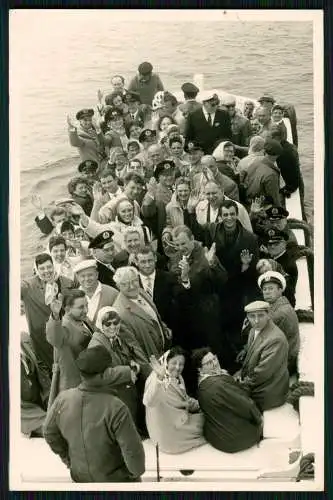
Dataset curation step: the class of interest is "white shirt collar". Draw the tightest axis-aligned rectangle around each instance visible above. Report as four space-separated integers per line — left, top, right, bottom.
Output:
140 271 156 283
80 281 102 301
202 107 215 122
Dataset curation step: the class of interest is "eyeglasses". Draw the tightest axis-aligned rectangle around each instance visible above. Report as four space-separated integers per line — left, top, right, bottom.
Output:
103 319 120 327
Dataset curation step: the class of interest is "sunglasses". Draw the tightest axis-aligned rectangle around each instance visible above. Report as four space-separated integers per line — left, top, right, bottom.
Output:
103 319 120 327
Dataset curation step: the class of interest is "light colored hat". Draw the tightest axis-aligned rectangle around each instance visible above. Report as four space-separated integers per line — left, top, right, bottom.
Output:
244 301 270 313
220 95 236 107
73 259 97 274
198 90 218 103
258 271 286 292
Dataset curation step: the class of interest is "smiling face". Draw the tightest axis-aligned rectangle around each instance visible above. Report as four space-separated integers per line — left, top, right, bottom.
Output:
50 243 66 264
76 267 99 291
111 76 124 91
159 171 175 188
74 182 89 197
102 313 121 339
204 182 223 207
127 144 141 160
148 146 163 165
271 108 284 122
221 205 238 232
129 124 143 140
170 141 183 158
176 183 191 204
36 259 54 283
128 160 144 177
100 175 118 194
173 231 195 257
117 201 134 224
94 241 115 264
223 144 234 161
136 250 156 276
124 231 142 253
257 107 271 125
247 310 269 331
118 274 140 299
79 117 93 130
167 354 185 378
266 239 286 258
125 180 141 201
160 116 173 131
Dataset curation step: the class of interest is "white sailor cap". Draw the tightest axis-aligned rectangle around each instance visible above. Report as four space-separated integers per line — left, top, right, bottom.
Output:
244 301 270 313
258 271 286 292
198 90 219 103
73 259 97 274
220 95 236 107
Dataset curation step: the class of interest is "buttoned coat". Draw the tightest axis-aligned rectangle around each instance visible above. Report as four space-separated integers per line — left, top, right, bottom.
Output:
240 319 289 411
143 372 206 454
185 108 232 154
269 296 300 368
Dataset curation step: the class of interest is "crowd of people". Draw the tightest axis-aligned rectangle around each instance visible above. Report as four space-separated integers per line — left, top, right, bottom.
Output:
21 61 311 483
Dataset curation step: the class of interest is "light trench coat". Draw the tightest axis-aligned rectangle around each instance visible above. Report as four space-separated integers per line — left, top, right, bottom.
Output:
143 371 206 454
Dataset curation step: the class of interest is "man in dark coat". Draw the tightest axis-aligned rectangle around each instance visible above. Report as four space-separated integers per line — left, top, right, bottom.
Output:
43 347 145 482
235 301 289 412
192 348 262 453
127 61 164 106
202 200 259 370
269 124 303 198
184 91 232 154
171 225 228 356
21 332 50 437
262 228 299 308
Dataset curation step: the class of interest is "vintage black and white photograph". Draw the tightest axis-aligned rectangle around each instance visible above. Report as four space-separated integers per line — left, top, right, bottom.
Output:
9 9 324 490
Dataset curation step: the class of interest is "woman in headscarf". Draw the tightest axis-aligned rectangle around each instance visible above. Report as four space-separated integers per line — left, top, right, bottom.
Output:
88 306 146 429
212 140 240 184
143 347 206 454
21 253 75 377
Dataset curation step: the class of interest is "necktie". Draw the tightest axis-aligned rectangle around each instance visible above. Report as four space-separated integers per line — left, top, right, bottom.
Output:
145 277 153 298
207 113 212 126
131 114 135 120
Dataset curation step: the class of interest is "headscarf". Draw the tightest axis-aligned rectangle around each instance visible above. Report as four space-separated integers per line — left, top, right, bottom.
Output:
95 306 120 331
158 350 186 390
212 141 234 162
152 91 165 112
33 256 59 306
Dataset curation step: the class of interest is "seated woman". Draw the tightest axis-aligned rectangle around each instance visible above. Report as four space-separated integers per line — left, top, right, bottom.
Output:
212 140 240 184
192 347 263 453
143 347 206 454
88 307 149 429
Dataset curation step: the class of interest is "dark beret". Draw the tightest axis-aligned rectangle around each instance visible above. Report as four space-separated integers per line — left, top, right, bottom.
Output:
264 228 289 243
264 138 284 157
105 107 123 123
125 91 141 103
154 160 176 180
139 129 157 143
181 82 199 94
76 347 112 375
138 61 153 74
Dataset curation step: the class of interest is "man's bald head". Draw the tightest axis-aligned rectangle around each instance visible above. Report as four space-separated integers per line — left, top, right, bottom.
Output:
204 180 224 206
148 144 164 163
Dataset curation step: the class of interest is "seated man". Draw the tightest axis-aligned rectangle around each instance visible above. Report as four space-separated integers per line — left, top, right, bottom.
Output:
192 347 263 453
21 332 50 437
44 347 145 483
258 271 300 374
235 301 289 412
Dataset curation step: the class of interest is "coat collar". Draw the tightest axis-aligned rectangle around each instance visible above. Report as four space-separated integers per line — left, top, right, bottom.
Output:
117 291 159 325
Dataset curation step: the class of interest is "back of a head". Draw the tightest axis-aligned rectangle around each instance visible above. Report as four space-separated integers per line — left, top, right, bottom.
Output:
76 346 112 377
191 347 212 371
249 135 265 154
264 138 283 158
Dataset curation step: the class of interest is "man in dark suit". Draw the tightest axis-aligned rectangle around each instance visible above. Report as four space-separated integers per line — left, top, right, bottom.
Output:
135 245 178 329
185 91 232 154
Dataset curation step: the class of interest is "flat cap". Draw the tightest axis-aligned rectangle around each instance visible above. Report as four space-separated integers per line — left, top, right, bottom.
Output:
264 227 289 243
264 138 283 157
76 108 94 121
76 346 112 375
244 301 270 313
258 271 286 292
138 61 153 74
258 94 275 104
265 206 289 220
139 128 157 143
181 82 199 94
88 230 114 249
73 259 97 274
78 160 98 173
154 160 176 180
